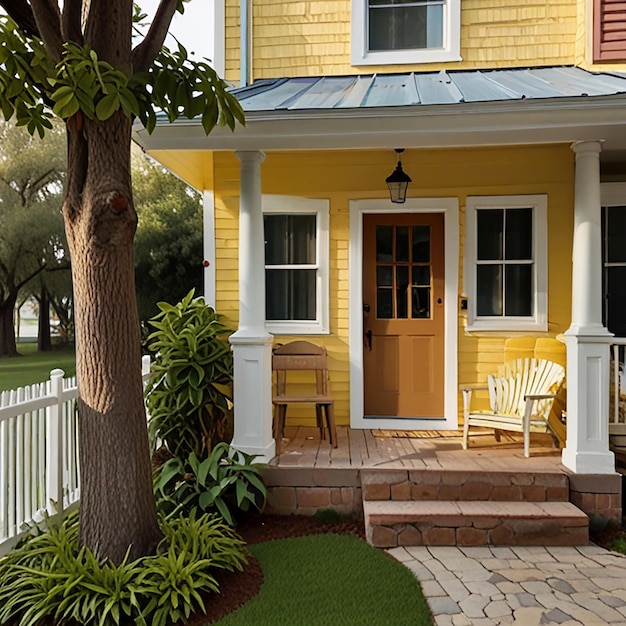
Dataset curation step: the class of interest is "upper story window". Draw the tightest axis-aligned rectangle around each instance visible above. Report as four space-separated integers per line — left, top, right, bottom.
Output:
594 0 626 63
465 195 548 332
263 196 329 335
351 0 461 66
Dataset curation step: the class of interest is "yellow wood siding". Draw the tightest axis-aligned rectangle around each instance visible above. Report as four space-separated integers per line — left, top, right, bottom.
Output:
225 0 581 82
203 145 574 427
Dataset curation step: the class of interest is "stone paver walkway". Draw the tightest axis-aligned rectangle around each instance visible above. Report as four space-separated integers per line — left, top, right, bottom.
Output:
388 544 626 625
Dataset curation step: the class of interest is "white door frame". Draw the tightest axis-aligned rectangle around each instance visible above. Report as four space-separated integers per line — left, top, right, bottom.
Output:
348 198 459 430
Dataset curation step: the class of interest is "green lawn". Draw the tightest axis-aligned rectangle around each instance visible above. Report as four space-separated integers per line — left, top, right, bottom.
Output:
215 534 434 626
0 342 76 392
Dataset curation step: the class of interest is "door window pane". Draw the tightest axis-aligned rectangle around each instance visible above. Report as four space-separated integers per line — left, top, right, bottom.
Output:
396 226 409 262
412 226 430 262
376 225 393 262
374 222 433 320
377 265 393 287
396 266 409 318
266 269 316 320
412 287 430 318
377 288 393 319
412 265 430 286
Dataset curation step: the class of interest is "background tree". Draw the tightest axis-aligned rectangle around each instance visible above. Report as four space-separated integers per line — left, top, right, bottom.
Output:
0 121 66 357
30 252 73 351
0 2 243 563
132 148 203 325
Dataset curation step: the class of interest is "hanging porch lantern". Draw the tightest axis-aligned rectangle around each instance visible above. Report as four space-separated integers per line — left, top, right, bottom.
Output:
385 148 412 204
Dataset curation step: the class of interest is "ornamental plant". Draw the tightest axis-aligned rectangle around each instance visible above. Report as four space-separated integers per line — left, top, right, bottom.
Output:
0 509 247 626
154 443 267 526
145 290 233 460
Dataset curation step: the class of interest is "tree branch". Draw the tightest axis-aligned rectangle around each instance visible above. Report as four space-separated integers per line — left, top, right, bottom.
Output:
131 0 178 73
61 0 83 43
0 0 40 38
24 168 58 203
16 263 47 293
29 0 64 61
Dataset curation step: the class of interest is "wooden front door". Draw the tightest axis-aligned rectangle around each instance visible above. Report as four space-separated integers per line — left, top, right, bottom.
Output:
363 213 445 417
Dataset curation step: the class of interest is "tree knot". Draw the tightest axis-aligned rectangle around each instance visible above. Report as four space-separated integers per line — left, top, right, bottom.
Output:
110 193 128 215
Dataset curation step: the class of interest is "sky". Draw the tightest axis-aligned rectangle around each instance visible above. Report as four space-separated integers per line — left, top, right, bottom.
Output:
138 0 216 64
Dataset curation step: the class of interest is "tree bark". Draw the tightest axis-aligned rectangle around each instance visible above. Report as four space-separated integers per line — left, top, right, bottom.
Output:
0 292 18 357
64 110 161 564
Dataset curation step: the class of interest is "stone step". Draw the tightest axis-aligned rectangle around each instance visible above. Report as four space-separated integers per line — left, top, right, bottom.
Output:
364 500 589 548
361 468 568 503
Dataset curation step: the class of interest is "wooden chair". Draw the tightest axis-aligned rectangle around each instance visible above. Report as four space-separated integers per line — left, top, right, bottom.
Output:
461 358 565 458
272 341 338 455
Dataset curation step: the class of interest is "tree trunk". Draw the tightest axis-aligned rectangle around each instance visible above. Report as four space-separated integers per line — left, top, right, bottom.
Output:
37 288 52 352
0 292 18 357
64 110 161 564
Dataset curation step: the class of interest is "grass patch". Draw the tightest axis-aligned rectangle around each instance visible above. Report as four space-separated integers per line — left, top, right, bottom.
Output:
215 534 434 626
0 342 76 392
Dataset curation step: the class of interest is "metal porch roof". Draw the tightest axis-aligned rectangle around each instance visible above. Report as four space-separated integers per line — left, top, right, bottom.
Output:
230 66 626 112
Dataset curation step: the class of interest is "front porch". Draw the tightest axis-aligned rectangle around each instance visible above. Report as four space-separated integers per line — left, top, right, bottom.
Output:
264 426 622 548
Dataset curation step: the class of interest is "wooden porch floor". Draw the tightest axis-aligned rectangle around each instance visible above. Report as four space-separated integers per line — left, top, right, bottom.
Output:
269 426 566 474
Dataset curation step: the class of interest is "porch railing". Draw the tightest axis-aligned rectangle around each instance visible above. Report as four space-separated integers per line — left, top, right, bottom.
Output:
0 355 151 556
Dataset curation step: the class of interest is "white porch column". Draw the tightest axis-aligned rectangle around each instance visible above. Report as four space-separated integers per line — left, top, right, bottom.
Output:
229 150 275 461
562 141 614 474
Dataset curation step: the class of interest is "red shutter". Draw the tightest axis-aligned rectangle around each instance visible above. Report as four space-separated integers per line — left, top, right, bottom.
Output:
594 0 626 62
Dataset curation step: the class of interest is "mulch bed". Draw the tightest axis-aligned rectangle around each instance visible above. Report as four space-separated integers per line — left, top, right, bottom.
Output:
185 514 366 625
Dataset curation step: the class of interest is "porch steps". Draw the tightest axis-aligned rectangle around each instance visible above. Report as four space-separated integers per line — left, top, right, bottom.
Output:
362 469 589 548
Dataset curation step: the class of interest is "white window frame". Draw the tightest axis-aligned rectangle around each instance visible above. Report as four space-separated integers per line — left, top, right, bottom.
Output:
465 195 548 332
351 0 461 66
263 195 329 335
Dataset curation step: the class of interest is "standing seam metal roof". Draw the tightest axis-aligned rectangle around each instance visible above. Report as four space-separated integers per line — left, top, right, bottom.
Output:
230 66 626 112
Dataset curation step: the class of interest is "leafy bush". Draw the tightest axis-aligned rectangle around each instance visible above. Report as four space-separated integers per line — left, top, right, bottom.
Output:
145 290 233 459
608 534 626 554
0 509 247 626
154 442 267 526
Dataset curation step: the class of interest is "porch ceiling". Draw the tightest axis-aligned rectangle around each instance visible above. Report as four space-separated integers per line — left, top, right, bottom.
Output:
133 65 626 162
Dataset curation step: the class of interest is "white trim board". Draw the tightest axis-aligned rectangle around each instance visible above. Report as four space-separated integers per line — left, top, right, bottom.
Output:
348 198 459 430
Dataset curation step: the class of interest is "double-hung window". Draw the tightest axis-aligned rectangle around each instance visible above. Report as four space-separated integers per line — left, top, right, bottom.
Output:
601 184 626 337
351 0 461 66
263 195 329 334
465 195 548 332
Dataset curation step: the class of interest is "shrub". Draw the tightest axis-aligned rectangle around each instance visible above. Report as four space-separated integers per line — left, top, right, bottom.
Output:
154 442 267 526
0 509 247 626
145 290 233 459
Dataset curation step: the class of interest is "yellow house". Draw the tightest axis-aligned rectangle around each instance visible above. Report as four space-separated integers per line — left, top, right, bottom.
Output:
135 0 626 500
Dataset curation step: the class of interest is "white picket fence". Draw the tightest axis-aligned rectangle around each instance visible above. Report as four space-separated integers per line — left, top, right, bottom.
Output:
0 355 151 555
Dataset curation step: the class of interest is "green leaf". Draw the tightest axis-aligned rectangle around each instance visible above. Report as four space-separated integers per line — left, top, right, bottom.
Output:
215 498 234 525
95 93 120 120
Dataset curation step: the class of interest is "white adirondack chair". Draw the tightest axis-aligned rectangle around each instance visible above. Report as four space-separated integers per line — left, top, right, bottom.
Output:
461 358 566 458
